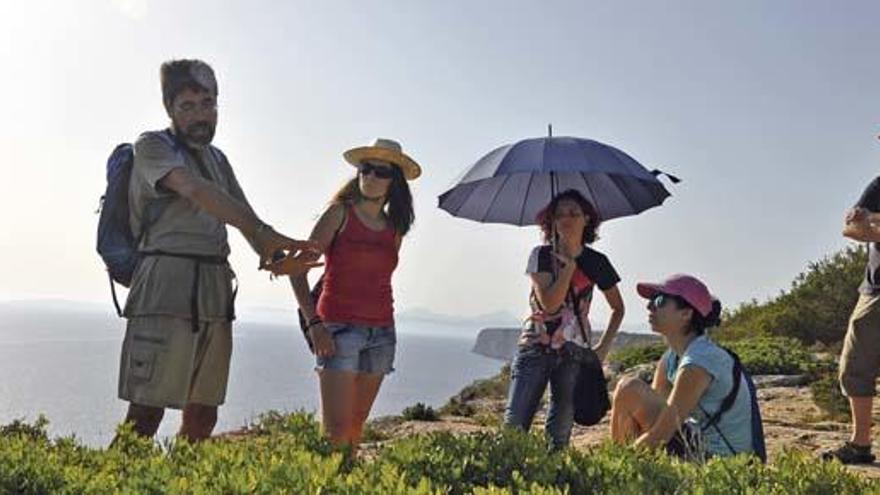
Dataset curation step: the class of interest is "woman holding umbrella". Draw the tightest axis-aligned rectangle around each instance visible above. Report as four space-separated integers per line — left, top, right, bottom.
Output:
504 189 625 450
269 138 419 451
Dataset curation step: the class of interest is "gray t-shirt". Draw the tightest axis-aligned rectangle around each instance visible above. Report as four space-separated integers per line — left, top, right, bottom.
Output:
123 129 244 321
855 177 880 295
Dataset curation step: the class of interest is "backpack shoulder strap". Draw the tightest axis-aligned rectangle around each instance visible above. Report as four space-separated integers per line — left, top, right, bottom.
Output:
207 145 228 167
702 347 743 431
697 347 744 455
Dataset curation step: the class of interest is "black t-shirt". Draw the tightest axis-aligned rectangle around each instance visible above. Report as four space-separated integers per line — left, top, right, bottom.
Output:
527 245 620 292
856 177 880 295
525 244 620 343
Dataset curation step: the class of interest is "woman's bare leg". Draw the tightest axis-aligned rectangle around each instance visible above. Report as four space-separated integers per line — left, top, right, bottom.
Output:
610 376 667 443
350 372 384 445
318 369 358 447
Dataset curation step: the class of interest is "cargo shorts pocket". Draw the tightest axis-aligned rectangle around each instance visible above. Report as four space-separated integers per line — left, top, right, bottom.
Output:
129 348 157 381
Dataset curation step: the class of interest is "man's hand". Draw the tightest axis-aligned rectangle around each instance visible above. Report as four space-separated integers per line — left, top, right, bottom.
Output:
251 227 322 268
846 207 868 225
265 250 324 277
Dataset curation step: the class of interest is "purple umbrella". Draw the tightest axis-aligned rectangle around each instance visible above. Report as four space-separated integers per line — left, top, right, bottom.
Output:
438 131 678 225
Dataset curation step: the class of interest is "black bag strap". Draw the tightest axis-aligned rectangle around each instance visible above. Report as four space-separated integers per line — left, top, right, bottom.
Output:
703 349 743 428
110 274 124 317
567 286 589 345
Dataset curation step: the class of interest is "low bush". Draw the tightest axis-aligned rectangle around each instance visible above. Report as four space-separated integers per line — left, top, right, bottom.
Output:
608 343 666 370
0 413 874 494
809 360 851 421
716 246 866 345
0 415 49 442
401 403 440 422
440 364 510 417
439 398 476 417
610 336 816 377
721 335 817 375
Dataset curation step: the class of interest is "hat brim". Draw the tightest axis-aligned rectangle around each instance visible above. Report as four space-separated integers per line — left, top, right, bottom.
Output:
636 282 665 300
344 146 422 181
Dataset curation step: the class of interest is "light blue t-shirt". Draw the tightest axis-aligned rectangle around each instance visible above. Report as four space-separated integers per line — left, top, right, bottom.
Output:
663 336 754 457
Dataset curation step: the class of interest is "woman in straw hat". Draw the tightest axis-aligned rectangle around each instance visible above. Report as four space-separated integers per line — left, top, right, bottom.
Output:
269 138 420 450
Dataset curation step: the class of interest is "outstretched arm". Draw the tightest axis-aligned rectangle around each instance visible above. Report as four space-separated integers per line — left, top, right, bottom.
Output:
159 168 319 264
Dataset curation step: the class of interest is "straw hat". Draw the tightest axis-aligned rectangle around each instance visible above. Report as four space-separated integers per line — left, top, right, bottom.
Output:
343 138 422 180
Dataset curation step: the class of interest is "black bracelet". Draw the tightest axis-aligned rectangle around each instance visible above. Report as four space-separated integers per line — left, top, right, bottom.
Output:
308 316 322 327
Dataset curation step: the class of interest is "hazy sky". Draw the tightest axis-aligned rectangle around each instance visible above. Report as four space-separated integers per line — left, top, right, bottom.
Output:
1 1 878 330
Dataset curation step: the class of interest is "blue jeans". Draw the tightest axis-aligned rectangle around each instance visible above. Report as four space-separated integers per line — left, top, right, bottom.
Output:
316 323 396 375
504 344 581 450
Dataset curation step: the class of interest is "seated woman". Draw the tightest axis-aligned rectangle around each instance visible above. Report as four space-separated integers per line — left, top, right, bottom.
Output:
504 189 625 450
610 274 755 460
269 138 419 451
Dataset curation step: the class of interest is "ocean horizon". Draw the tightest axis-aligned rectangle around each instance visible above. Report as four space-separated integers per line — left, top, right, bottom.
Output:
0 303 508 446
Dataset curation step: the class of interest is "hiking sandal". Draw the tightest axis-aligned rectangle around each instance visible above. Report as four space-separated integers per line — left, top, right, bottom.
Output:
821 441 876 464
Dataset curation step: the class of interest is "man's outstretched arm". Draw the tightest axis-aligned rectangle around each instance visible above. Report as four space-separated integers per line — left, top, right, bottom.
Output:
159 168 319 263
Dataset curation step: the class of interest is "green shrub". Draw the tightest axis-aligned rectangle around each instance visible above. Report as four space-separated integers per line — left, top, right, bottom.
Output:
473 412 502 428
809 361 851 421
439 398 477 417
721 335 817 375
401 402 440 422
609 343 666 370
717 246 866 345
440 365 510 417
360 422 391 443
0 415 49 442
456 365 511 401
0 413 876 493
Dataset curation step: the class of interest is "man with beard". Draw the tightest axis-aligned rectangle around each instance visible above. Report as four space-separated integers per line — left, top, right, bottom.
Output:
115 59 319 442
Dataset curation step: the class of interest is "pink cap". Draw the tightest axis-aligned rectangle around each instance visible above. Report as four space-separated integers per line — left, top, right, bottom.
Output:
636 274 715 317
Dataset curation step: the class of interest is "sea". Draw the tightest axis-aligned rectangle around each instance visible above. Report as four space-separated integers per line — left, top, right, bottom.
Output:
0 303 503 446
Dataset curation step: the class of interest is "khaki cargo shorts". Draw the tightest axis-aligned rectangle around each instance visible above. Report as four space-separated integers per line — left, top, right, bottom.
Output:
840 294 880 397
118 316 232 409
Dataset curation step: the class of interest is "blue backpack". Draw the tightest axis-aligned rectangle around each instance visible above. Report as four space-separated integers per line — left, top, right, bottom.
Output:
96 131 178 315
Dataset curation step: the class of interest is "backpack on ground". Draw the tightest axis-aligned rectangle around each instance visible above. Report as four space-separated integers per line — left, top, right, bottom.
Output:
96 130 178 315
700 348 767 463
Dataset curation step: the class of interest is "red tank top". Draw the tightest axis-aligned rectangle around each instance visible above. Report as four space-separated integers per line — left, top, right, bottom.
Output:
316 206 399 327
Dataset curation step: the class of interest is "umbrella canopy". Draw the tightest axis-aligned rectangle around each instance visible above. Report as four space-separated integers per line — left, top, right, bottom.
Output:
438 136 675 225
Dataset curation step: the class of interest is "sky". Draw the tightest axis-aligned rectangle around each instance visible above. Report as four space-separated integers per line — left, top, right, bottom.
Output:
0 1 878 330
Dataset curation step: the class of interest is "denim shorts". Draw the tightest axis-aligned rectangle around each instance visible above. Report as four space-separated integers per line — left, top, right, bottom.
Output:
316 322 396 375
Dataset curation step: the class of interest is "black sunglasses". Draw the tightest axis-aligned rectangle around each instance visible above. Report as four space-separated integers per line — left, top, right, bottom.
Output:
359 162 395 179
648 293 683 310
